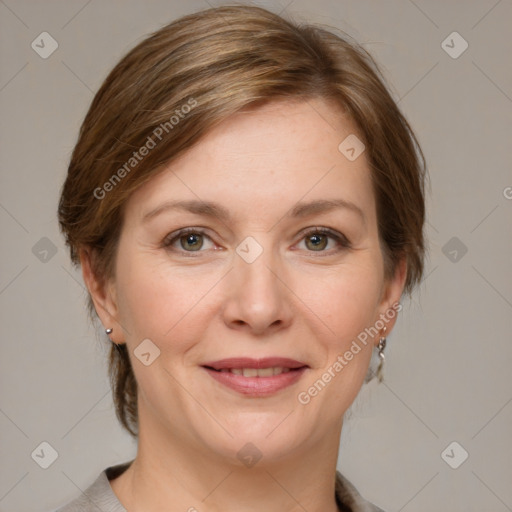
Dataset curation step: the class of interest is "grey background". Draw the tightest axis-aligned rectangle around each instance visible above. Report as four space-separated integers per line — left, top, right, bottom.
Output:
1 1 511 511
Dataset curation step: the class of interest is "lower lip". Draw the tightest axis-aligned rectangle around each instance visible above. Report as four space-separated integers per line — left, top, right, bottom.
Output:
203 367 307 396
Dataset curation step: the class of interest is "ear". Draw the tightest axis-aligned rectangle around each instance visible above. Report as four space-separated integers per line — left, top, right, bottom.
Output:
80 247 124 344
376 256 407 339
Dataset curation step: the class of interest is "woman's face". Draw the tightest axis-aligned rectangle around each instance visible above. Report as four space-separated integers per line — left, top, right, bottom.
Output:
89 99 405 464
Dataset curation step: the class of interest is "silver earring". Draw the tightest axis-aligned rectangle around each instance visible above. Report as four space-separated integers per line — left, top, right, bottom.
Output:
376 327 387 382
105 327 113 341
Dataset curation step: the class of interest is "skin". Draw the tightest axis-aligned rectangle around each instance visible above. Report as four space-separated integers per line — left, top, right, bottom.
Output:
81 98 406 512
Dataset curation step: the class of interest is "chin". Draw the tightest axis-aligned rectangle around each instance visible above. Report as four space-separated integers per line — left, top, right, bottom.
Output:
193 410 316 466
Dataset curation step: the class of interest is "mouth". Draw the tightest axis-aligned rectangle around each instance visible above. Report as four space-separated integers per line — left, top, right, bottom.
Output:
201 357 309 396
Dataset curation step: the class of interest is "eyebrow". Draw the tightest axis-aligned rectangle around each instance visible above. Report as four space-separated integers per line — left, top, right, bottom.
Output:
142 200 231 223
290 199 365 223
142 198 365 224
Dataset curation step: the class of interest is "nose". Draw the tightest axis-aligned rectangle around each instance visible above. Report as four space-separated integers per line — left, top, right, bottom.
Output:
222 244 293 336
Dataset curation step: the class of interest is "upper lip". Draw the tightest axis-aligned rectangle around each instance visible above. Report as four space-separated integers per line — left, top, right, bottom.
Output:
202 357 308 370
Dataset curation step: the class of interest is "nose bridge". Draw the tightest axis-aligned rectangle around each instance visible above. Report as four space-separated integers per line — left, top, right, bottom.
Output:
223 237 291 333
238 247 278 296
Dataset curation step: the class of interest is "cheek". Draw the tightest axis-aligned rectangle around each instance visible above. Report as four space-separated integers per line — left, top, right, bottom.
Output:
291 261 382 412
293 261 383 343
115 253 220 348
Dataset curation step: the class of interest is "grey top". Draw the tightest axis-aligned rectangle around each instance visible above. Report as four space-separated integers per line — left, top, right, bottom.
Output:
55 460 384 512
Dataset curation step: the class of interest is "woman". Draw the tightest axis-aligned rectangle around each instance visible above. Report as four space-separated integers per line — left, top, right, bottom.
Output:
57 4 426 511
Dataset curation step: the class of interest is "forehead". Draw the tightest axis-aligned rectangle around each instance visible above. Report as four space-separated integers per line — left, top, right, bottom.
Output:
125 98 375 226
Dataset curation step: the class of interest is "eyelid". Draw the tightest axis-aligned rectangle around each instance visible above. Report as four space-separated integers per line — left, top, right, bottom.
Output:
162 227 217 254
295 226 351 252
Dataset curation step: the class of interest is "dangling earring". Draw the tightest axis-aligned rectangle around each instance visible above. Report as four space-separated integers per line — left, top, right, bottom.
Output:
376 326 387 383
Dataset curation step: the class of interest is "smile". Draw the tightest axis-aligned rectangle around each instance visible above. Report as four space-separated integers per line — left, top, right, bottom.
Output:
201 357 309 396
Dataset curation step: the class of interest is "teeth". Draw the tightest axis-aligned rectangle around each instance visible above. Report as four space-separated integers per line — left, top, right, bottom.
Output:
223 367 294 377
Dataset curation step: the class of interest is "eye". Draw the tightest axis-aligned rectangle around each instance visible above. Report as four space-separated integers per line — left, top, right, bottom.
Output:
163 228 215 253
297 227 350 253
162 226 350 256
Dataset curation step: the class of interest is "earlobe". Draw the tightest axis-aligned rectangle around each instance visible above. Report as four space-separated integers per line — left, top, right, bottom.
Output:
79 247 122 342
378 257 407 336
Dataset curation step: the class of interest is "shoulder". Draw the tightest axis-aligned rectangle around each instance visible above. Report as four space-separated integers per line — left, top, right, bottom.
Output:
335 471 386 512
54 462 132 512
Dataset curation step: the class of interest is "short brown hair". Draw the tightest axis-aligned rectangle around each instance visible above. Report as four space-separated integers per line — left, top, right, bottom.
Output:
58 4 426 438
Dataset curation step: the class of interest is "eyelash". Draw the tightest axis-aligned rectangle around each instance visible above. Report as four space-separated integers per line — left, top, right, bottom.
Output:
162 227 351 256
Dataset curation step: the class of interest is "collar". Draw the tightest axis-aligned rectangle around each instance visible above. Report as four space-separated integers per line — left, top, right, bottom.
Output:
57 461 384 512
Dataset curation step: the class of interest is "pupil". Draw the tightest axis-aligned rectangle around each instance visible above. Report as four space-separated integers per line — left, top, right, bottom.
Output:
182 233 202 250
308 233 327 251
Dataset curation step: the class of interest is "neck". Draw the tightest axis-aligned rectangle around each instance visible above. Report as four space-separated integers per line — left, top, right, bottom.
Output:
111 409 342 512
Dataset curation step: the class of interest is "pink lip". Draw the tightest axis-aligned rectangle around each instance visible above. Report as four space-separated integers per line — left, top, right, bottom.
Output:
201 357 308 397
